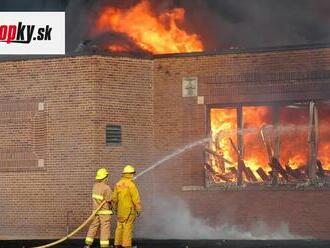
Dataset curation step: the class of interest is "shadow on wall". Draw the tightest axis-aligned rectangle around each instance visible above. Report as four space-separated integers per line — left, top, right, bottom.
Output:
136 196 307 240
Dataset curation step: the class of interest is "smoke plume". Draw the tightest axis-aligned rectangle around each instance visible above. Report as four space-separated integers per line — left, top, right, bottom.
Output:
1 0 330 53
137 196 306 239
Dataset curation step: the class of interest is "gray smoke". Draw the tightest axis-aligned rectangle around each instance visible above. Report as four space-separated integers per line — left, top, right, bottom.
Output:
172 0 330 50
88 0 330 52
137 196 306 239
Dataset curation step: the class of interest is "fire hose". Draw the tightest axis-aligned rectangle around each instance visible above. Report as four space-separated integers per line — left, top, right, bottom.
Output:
32 200 106 248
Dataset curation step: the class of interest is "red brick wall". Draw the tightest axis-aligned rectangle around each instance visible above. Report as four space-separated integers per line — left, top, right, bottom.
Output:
0 55 154 239
2 46 330 240
93 56 155 233
152 47 330 239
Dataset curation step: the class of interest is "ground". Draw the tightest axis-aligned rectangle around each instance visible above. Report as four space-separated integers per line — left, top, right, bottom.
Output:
2 239 330 248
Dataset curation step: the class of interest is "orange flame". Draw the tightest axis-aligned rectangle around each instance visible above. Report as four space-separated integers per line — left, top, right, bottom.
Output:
96 0 204 54
278 107 308 169
243 106 272 177
318 104 330 169
209 105 327 184
107 44 130 52
211 108 237 166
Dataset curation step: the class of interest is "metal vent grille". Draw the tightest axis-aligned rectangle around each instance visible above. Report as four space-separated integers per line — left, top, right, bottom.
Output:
106 125 121 144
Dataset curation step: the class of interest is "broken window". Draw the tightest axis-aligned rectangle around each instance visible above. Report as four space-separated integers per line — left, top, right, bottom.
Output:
205 101 329 188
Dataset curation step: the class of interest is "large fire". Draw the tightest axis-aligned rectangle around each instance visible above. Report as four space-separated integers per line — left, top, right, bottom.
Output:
318 104 330 167
208 104 330 184
96 0 204 54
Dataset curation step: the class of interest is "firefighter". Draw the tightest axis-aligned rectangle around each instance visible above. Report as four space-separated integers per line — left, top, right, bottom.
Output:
84 168 113 248
113 165 142 248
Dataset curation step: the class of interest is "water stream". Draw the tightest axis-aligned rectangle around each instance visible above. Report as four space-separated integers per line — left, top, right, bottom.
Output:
133 124 307 180
134 137 210 180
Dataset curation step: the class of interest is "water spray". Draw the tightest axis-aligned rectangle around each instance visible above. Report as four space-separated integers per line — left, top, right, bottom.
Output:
31 137 210 248
134 137 210 180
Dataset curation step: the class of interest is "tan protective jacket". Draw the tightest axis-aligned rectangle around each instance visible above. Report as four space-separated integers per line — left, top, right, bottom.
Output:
112 175 142 221
92 181 112 215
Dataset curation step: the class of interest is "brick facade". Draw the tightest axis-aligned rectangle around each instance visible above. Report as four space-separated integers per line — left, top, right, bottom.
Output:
152 46 330 239
0 56 154 239
1 45 330 239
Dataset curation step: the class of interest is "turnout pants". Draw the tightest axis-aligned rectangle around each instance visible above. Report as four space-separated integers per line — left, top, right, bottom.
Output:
85 214 111 248
114 215 136 247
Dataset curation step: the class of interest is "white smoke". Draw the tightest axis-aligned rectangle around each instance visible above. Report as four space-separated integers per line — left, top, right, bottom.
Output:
137 197 306 240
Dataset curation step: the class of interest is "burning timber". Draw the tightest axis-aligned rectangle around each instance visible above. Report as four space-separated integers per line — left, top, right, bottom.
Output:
205 101 330 189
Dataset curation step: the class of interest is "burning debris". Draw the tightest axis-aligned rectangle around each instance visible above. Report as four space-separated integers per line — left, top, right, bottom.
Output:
94 0 204 54
205 102 330 187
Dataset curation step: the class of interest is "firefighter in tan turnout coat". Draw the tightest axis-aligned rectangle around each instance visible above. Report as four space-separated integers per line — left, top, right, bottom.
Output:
113 165 142 248
84 168 113 248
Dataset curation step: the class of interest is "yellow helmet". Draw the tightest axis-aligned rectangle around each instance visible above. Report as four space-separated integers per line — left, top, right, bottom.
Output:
95 168 109 180
123 165 136 174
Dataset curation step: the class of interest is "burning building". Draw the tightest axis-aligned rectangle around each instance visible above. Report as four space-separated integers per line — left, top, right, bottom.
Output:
0 1 330 246
1 1 330 241
1 43 330 240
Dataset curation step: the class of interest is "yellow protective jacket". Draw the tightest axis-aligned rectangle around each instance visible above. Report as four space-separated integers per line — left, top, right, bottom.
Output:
112 175 142 221
92 181 113 215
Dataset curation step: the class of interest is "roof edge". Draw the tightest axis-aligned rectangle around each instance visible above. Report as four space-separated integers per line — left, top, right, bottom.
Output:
1 42 330 62
153 42 330 59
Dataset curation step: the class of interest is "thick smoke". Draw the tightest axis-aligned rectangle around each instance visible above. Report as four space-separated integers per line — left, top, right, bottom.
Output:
83 0 330 53
137 196 306 239
0 0 68 11
1 0 330 53
151 0 330 50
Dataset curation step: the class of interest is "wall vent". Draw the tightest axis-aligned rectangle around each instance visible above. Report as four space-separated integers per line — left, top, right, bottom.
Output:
106 125 121 144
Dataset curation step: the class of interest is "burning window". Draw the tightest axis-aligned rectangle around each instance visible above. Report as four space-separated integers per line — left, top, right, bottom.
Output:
205 102 330 188
206 108 237 183
243 106 272 181
279 106 309 178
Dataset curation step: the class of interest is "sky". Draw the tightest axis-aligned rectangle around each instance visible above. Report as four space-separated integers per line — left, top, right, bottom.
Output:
1 0 330 53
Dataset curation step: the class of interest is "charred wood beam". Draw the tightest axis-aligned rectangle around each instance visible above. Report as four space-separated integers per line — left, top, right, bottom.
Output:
204 148 235 166
205 162 231 182
205 162 234 182
229 138 240 158
285 165 301 179
204 146 225 173
317 160 325 178
237 159 244 185
228 138 258 183
237 159 258 183
293 167 308 179
229 167 237 174
269 157 289 181
241 162 251 182
245 166 258 182
229 137 244 185
215 174 231 182
257 167 270 181
204 162 217 175
260 126 281 184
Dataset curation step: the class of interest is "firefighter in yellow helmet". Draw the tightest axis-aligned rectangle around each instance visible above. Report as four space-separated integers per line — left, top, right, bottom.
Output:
84 168 112 248
112 165 142 248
